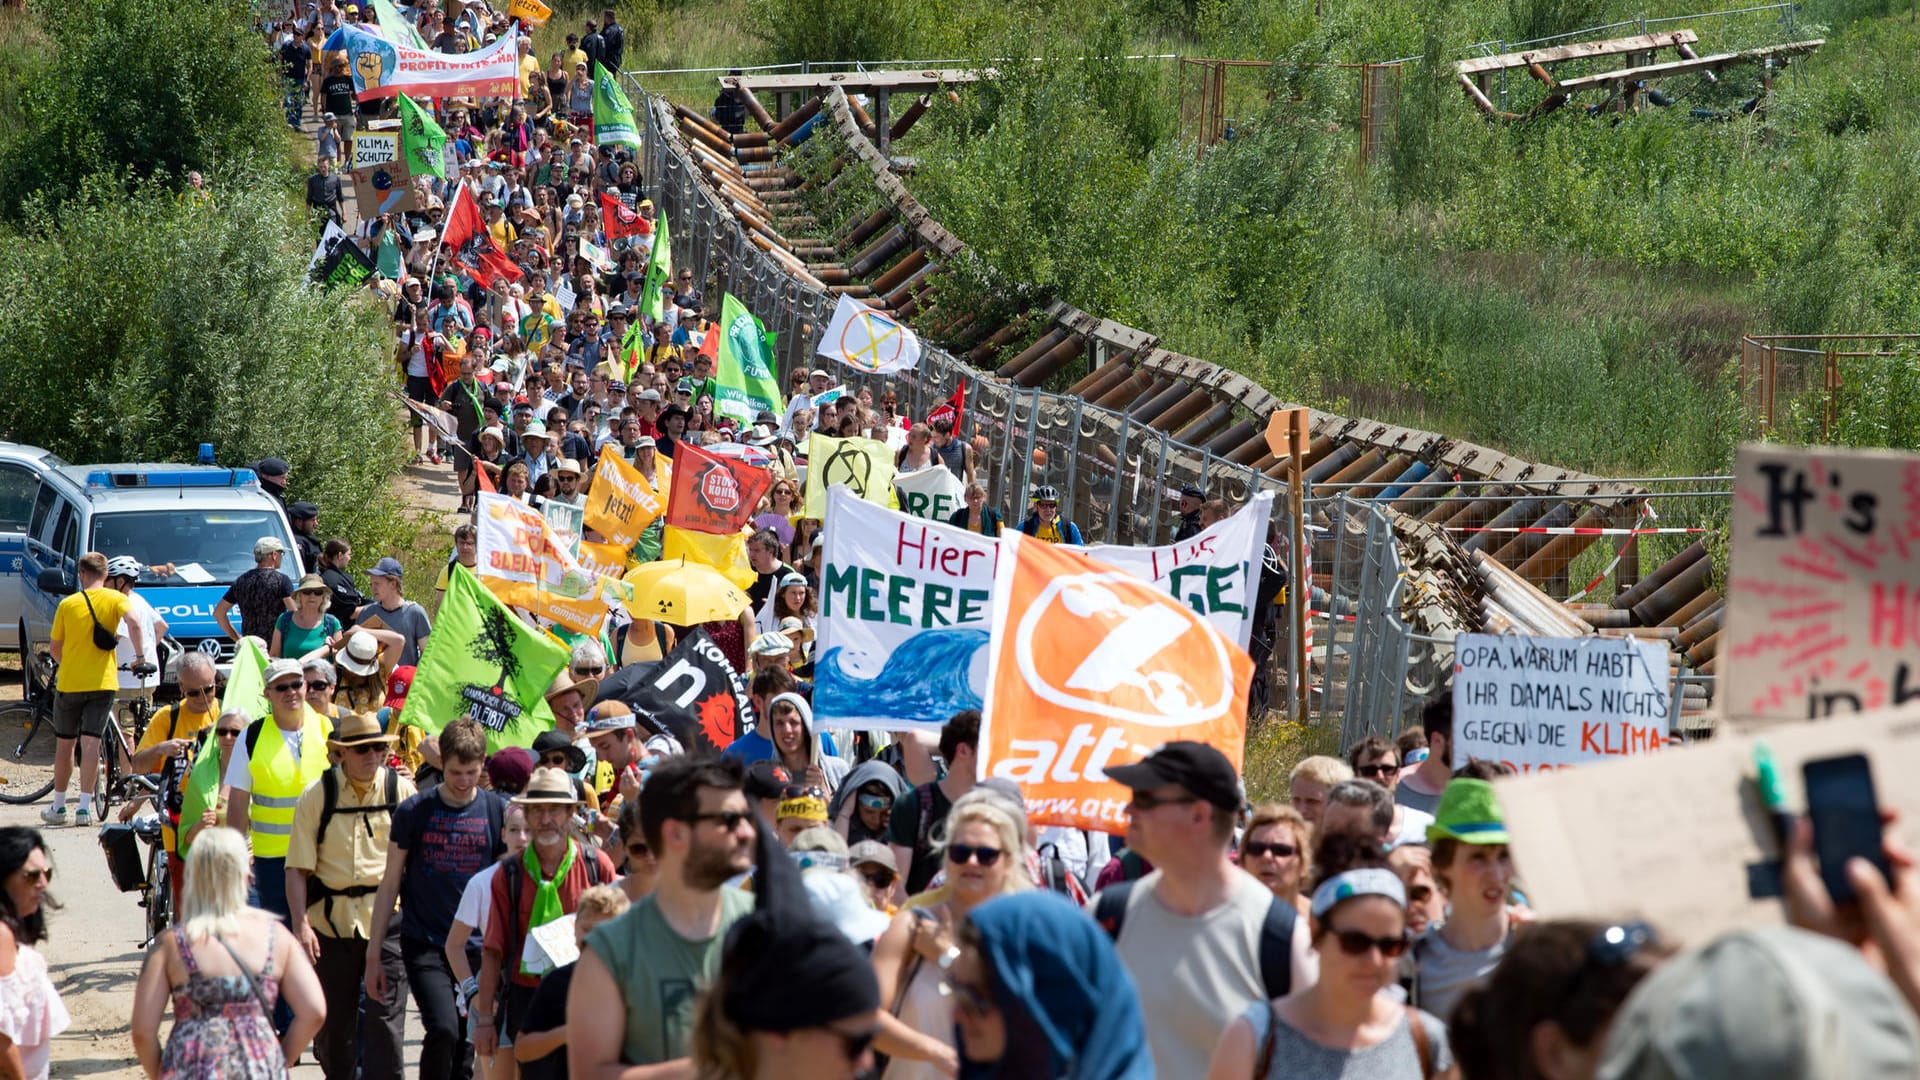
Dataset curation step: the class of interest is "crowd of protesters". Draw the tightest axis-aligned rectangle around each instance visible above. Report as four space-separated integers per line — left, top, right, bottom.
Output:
4 3 1920 1080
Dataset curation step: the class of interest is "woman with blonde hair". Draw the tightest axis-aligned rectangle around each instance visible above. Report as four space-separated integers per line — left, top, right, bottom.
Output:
1242 803 1313 916
869 790 1031 1079
130 828 326 1079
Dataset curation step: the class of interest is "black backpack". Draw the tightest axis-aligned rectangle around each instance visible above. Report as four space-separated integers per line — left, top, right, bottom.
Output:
1094 879 1296 998
497 843 607 990
306 766 402 933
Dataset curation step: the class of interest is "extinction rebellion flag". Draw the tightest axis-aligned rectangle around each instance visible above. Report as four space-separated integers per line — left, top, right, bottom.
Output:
399 565 570 752
666 440 773 536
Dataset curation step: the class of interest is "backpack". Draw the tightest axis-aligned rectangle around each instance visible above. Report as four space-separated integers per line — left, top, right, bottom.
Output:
1094 879 1295 999
306 766 402 933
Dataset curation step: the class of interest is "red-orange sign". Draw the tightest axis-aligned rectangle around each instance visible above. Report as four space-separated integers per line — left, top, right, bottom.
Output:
666 441 772 536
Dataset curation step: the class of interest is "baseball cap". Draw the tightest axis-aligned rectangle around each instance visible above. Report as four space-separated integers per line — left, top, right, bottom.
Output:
632 435 656 449
263 658 305 687
1597 926 1920 1080
1105 741 1243 812
744 760 794 801
848 840 898 874
253 536 287 558
1426 778 1509 846
369 557 404 580
579 700 638 735
637 389 662 402
775 571 809 591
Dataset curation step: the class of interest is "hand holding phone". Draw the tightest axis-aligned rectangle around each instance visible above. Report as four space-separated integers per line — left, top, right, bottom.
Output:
1804 753 1893 905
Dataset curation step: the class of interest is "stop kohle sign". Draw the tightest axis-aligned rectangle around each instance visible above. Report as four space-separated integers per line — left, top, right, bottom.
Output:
979 532 1254 831
666 440 772 536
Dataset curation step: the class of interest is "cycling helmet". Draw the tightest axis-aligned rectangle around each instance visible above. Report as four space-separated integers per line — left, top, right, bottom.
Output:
106 555 144 581
1031 485 1060 503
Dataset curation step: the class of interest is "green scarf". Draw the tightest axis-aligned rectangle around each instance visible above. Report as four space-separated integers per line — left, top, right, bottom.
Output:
520 841 576 975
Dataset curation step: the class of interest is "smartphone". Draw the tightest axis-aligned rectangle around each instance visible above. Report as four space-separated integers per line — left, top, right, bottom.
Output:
1803 753 1892 904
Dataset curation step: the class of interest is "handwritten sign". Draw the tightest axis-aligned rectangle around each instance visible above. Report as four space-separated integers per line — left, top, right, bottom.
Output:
583 447 664 548
1725 445 1920 725
1499 702 1920 946
352 130 398 169
1452 633 1673 772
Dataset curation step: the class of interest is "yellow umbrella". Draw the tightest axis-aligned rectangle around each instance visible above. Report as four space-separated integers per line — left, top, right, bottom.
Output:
622 558 752 626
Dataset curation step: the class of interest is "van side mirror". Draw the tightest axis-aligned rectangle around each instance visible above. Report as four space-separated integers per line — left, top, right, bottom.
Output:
36 568 71 595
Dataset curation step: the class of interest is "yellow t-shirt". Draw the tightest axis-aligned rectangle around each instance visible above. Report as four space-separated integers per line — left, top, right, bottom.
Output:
1035 520 1065 544
520 53 542 93
133 700 221 756
53 587 132 693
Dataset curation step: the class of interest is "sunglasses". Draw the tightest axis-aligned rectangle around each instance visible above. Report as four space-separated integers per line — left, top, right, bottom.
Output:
573 666 606 678
861 870 896 890
1357 763 1400 779
306 681 333 691
541 753 573 768
1326 927 1410 959
856 793 894 811
182 686 216 699
215 728 244 739
1243 841 1298 859
17 868 51 886
626 841 651 859
942 973 994 1017
270 681 306 693
686 810 752 831
348 743 386 756
781 784 827 801
946 844 1003 867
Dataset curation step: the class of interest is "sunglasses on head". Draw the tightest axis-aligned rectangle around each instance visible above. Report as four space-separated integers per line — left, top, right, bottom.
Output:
946 843 1002 867
1243 841 1298 859
1326 927 1410 959
781 784 826 801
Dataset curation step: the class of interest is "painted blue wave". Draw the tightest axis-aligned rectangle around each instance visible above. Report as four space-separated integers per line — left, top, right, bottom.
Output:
815 629 989 724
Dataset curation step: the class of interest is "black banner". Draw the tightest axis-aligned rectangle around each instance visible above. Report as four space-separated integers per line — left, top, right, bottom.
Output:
606 628 755 756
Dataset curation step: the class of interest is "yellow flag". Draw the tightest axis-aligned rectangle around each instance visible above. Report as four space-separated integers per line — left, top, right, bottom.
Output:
584 447 666 548
804 433 897 519
508 0 552 26
662 525 757 590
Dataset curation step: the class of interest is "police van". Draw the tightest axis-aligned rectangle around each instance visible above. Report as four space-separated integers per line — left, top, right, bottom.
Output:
0 444 297 678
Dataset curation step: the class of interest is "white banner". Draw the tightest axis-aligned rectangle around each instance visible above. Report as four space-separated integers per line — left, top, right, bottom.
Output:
1451 633 1673 773
893 465 965 522
324 25 523 101
814 487 1270 730
818 294 923 375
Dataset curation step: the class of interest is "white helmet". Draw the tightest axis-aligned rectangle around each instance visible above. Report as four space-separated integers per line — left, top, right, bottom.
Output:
106 556 144 581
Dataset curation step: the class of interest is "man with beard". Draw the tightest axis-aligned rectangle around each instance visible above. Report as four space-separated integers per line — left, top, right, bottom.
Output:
567 755 756 1073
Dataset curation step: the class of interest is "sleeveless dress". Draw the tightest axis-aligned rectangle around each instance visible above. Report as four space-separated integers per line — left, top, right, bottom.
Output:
161 925 288 1080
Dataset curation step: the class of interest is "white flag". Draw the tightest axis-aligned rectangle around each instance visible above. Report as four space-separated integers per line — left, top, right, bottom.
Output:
893 465 966 521
817 294 923 375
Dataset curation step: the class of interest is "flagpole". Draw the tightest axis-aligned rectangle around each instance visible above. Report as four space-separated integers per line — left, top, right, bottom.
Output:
427 181 461 283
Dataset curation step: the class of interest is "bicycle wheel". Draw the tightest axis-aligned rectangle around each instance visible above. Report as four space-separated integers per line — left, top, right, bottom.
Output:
0 703 55 805
144 843 171 945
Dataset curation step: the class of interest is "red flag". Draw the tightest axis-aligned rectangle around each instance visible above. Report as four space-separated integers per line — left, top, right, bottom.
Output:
602 192 650 242
666 440 773 536
925 380 966 429
696 322 720 362
475 457 497 494
440 185 523 291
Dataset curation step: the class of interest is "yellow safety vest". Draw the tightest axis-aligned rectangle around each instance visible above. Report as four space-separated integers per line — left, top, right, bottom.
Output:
247 714 332 858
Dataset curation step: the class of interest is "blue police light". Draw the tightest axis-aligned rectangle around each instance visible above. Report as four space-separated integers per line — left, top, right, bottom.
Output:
85 468 262 490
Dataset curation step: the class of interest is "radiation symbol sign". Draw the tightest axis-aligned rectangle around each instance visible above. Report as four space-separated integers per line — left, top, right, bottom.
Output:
1013 571 1239 727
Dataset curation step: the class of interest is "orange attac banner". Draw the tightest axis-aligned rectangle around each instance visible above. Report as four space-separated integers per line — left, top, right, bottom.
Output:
978 533 1254 832
665 440 773 536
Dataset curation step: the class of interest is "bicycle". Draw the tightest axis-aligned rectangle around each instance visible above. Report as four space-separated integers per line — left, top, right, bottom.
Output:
0 639 60 804
113 774 171 947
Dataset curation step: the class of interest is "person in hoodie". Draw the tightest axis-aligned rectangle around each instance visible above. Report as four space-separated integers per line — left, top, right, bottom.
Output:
830 760 911 846
946 891 1153 1080
765 692 849 795
690 781 881 1080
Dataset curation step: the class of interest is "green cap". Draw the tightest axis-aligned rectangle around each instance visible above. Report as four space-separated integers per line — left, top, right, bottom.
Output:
1426 778 1509 845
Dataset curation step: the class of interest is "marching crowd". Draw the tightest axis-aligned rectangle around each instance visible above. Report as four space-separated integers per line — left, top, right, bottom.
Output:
2 3 1920 1080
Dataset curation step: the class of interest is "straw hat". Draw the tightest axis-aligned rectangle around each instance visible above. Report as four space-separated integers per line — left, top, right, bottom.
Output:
513 766 582 805
543 668 599 708
327 712 397 750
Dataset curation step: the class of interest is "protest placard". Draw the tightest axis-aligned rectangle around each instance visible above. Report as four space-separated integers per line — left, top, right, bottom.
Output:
352 130 399 168
893 465 964 521
1452 633 1673 772
979 532 1253 831
583 448 665 548
1082 491 1273 648
473 493 626 634
1724 444 1920 725
1499 702 1920 946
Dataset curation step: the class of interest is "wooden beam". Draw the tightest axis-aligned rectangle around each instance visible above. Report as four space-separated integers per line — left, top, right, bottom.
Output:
1676 42 1719 83
1547 40 1822 94
726 69 989 94
1455 30 1698 76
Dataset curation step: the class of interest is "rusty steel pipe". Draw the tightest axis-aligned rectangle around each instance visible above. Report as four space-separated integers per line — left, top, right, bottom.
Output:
1661 588 1721 630
738 86 777 132
1175 402 1238 447
868 248 929 296
1631 556 1712 626
1613 542 1707 611
675 103 730 140
1348 453 1414 501
731 130 771 148
1576 609 1635 628
967 321 1027 367
1677 603 1724 650
1515 506 1609 582
1685 628 1722 668
846 95 877 136
846 226 909 279
1438 494 1503 530
1152 388 1215 434
1301 443 1361 485
808 266 853 285
1462 498 1547 554
1490 502 1581 570
1225 430 1272 466
890 96 931 140
1205 420 1259 457
840 209 894 253
1013 336 1086 387
769 96 823 142
1067 360 1131 399
1094 371 1162 411
996 328 1070 381
1321 447 1388 488
1130 379 1196 426
883 265 938 311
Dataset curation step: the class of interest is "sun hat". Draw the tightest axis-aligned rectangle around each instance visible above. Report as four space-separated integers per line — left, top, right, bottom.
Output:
337 631 382 678
1426 778 1510 845
296 573 328 595
543 668 599 707
554 458 583 476
1597 926 1920 1080
326 711 397 751
512 766 582 805
1310 867 1407 918
776 616 814 644
802 866 893 946
480 426 507 445
531 729 587 773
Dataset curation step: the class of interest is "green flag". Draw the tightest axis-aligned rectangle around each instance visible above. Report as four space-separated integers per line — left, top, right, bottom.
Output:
592 62 640 150
641 213 672 321
177 639 269 855
398 565 570 753
714 293 785 425
399 93 448 179
373 0 428 49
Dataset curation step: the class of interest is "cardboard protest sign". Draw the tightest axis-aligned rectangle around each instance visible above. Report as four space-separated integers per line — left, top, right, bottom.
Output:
1725 444 1920 725
1499 702 1920 947
350 161 418 216
979 533 1253 832
1452 633 1673 773
352 130 399 168
893 465 965 522
815 486 998 731
583 447 665 548
614 628 756 755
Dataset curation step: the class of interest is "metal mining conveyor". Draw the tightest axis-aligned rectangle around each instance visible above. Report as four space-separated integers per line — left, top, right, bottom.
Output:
650 76 1722 721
